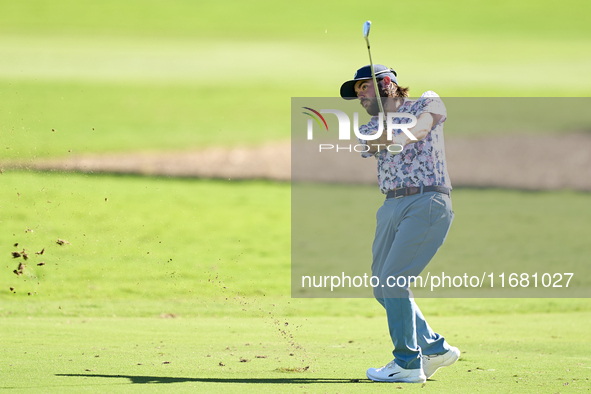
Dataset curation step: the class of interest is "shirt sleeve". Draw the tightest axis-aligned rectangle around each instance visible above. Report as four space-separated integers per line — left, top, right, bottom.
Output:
416 91 447 125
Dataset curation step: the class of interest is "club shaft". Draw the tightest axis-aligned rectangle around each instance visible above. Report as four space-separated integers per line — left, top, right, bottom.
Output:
366 43 385 115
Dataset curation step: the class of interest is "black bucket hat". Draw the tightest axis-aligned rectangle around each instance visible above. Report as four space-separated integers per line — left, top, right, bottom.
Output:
340 64 397 100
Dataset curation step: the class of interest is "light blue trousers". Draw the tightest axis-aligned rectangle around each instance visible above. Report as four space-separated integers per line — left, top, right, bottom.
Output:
371 191 454 370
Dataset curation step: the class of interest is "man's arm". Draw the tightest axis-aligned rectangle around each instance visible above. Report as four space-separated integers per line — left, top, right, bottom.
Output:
366 112 443 154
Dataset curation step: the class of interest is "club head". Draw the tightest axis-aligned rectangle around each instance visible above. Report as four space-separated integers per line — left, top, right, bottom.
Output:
363 21 371 39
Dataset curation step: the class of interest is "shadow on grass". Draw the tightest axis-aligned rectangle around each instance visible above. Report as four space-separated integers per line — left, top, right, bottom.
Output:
56 374 371 384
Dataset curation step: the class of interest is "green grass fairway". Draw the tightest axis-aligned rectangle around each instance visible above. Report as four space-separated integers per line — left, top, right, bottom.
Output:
0 173 589 392
1 0 590 391
1 0 591 160
2 0 589 40
0 172 290 303
3 172 591 307
2 313 590 392
1 172 590 392
0 80 293 159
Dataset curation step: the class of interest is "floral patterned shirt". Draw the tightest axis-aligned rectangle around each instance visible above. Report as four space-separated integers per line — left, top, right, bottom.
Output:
357 91 451 194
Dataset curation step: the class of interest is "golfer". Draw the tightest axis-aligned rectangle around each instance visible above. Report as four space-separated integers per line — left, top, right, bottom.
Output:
340 64 460 383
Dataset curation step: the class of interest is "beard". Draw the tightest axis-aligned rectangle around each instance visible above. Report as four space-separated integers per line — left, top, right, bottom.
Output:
360 85 389 116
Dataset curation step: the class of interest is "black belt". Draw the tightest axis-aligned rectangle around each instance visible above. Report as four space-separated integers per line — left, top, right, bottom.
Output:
386 185 450 199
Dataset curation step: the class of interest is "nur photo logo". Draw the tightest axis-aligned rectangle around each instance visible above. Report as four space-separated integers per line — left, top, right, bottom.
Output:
302 107 418 153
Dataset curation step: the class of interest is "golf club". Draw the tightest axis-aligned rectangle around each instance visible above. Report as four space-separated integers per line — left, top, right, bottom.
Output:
363 20 385 116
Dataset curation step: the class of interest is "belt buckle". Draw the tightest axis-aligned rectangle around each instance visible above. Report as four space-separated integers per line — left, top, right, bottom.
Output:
395 187 405 199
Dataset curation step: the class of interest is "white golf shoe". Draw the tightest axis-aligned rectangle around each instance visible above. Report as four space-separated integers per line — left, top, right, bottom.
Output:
366 360 426 383
422 346 461 379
